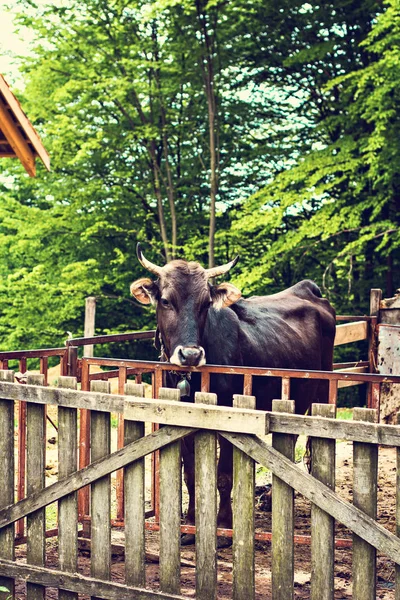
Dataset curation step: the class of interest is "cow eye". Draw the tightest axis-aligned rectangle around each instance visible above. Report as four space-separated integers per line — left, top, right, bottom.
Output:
160 298 170 308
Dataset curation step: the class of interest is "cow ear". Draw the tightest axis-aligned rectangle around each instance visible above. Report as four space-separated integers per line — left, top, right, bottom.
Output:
130 278 158 305
212 283 242 309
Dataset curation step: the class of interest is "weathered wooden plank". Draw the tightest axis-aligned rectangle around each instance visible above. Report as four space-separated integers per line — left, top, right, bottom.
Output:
195 392 217 600
268 412 400 446
124 396 267 434
220 431 400 564
58 376 78 600
124 383 146 588
233 395 255 600
311 404 335 600
159 388 181 595
116 367 127 522
334 321 368 346
0 558 185 600
0 382 267 434
352 408 378 600
0 425 194 531
337 366 369 389
396 412 400 600
90 381 111 598
26 373 46 600
0 370 14 600
271 399 295 600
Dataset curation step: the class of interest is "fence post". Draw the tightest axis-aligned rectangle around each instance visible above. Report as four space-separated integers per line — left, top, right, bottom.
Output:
159 387 182 595
396 412 400 600
311 403 336 600
84 296 96 358
233 394 256 600
124 383 146 588
90 380 111 599
272 399 295 600
26 373 46 600
352 407 378 600
195 391 218 600
0 370 15 600
368 289 381 409
58 376 78 600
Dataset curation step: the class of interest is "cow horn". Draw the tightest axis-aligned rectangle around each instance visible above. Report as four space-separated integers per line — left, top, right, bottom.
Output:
136 243 163 276
205 255 240 278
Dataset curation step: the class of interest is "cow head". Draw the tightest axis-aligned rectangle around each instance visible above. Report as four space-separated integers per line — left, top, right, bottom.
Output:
130 244 241 367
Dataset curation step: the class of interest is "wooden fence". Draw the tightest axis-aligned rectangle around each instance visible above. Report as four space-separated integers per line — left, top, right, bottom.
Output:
1 373 400 599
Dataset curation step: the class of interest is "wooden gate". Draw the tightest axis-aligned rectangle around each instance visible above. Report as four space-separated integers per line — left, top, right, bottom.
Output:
1 372 400 599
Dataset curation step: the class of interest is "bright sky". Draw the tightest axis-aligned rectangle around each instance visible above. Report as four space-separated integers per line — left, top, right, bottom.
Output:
0 1 36 85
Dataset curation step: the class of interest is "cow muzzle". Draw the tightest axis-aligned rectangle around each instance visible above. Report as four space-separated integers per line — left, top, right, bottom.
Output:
170 345 206 367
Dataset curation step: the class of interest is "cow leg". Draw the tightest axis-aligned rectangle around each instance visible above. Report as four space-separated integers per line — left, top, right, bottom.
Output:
181 433 196 545
217 436 233 547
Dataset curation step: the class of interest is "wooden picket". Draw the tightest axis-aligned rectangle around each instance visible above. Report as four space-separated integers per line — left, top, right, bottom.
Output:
0 375 400 599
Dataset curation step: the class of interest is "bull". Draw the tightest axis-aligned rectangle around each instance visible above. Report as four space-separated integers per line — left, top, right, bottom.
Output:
130 244 336 546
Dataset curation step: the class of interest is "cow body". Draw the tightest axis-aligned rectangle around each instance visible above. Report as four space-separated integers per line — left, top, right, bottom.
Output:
130 248 336 543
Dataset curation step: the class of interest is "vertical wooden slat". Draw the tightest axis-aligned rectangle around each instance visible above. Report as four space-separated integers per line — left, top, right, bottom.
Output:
17 357 27 539
90 380 111 599
195 391 218 600
58 376 78 600
369 382 381 413
201 371 210 393
243 374 252 396
39 357 48 385
328 379 338 406
153 369 163 523
0 370 15 600
26 373 46 600
311 403 335 600
396 412 400 600
67 346 78 378
368 289 381 408
281 378 290 401
124 383 146 588
272 399 295 600
60 351 68 377
116 366 127 522
233 394 256 600
352 407 378 600
159 387 181 595
78 359 90 528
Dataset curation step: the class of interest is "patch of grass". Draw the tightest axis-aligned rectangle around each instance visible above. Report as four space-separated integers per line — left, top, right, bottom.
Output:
337 407 353 420
46 503 58 530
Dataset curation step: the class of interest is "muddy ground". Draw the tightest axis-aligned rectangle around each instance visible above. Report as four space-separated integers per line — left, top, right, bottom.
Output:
10 373 399 599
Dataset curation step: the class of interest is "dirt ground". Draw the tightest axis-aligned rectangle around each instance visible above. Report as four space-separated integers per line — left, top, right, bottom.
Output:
11 371 399 598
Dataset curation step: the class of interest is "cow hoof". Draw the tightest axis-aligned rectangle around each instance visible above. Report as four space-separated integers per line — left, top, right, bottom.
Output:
217 536 232 549
181 533 196 546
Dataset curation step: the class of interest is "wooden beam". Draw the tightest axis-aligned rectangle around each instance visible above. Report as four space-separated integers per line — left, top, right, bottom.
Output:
0 382 267 434
0 75 50 171
337 366 369 389
268 412 400 446
0 97 36 176
0 559 184 600
221 432 400 565
0 425 194 531
125 394 266 435
334 321 368 346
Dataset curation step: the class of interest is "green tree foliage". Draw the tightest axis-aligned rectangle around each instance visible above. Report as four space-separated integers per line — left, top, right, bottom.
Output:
0 0 398 352
232 0 400 314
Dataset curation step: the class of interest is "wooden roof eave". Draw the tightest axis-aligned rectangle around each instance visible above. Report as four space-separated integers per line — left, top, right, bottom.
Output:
0 75 50 176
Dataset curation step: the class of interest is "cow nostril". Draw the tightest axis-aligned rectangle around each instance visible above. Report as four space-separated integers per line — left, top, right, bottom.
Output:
180 347 202 366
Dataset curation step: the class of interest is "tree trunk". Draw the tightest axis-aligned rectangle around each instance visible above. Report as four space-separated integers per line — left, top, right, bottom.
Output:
196 0 219 269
